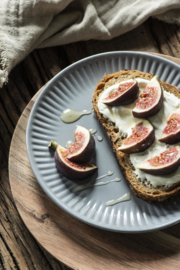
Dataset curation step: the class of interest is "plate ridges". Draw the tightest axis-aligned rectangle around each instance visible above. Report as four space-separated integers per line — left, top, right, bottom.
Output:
160 65 171 83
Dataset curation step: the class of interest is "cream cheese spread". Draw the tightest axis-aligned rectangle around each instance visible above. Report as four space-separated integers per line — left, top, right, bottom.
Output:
98 78 180 187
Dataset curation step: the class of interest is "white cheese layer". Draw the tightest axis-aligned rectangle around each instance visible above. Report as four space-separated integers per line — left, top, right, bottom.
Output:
98 78 180 187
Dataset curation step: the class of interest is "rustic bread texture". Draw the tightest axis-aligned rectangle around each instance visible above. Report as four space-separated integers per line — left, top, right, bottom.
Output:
92 70 180 202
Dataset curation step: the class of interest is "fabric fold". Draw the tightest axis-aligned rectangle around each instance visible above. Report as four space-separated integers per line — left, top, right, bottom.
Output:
0 0 180 87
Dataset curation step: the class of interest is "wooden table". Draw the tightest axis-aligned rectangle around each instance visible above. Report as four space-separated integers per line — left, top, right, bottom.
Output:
1 17 180 270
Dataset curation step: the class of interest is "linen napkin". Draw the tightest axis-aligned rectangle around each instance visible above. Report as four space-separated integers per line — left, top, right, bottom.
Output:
0 0 180 87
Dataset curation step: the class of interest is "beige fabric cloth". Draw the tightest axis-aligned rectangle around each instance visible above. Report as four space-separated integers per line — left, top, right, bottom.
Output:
0 0 180 87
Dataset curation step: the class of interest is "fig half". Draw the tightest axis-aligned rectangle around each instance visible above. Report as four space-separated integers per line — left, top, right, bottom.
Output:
102 79 139 106
118 120 155 154
49 141 97 180
66 126 95 163
137 146 180 175
159 109 180 144
132 76 163 118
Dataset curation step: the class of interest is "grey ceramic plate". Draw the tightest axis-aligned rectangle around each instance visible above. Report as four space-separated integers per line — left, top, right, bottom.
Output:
27 51 180 233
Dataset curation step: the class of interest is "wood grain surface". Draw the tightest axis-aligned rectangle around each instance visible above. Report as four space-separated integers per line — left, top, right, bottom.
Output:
1 17 180 269
8 53 180 270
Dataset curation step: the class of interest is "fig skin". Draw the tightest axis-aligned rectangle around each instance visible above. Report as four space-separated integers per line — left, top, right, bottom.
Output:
132 76 163 118
102 80 139 106
67 126 95 163
49 141 97 180
159 110 180 144
159 132 180 145
139 160 180 175
119 121 155 154
137 146 180 175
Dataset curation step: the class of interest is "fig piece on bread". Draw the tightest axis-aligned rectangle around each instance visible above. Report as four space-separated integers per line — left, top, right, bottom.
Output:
159 109 180 144
118 120 154 154
137 146 180 175
102 79 139 106
132 76 163 118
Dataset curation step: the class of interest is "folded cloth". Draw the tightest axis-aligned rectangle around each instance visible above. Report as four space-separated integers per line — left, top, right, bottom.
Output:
0 0 180 87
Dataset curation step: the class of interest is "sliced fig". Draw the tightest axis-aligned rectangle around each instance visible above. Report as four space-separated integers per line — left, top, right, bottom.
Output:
49 141 97 180
118 120 155 154
66 126 95 163
159 109 180 144
102 79 139 106
132 76 163 118
137 146 180 175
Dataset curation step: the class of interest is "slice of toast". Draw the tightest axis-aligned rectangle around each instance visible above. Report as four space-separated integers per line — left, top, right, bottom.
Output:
92 70 180 202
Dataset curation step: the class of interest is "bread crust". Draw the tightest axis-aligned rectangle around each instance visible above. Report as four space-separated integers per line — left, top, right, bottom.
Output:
92 70 180 202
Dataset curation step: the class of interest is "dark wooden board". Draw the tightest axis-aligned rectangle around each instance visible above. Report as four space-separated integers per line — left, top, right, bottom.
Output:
8 53 180 270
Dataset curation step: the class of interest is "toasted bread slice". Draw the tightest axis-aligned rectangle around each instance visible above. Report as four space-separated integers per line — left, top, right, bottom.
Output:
92 70 180 202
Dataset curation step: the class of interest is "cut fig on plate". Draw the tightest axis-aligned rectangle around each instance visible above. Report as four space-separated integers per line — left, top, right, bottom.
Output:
132 75 163 118
159 109 180 144
137 146 180 175
66 126 95 163
49 141 97 180
118 120 155 154
102 79 139 106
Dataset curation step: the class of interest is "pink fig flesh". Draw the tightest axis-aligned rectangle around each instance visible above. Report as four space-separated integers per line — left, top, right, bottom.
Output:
132 76 163 118
102 80 139 106
159 109 180 144
67 126 95 163
55 145 97 180
137 146 180 175
118 120 155 154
